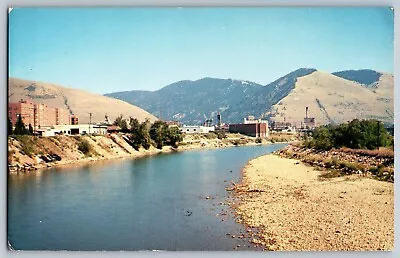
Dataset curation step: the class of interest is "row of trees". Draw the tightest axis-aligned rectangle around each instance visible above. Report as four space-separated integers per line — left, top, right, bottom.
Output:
8 116 33 136
113 115 183 150
304 119 393 150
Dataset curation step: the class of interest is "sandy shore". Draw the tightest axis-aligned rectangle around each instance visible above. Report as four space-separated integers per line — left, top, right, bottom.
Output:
232 154 394 251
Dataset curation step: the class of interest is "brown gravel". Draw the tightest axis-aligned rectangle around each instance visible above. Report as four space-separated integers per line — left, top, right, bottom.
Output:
232 154 394 251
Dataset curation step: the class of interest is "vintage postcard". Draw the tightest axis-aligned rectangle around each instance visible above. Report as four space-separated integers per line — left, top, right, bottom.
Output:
7 7 394 251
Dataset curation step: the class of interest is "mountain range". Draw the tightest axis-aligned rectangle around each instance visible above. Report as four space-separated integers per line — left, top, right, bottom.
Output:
8 78 157 124
105 69 394 126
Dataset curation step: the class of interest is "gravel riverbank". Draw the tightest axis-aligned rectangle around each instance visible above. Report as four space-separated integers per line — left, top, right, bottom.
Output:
231 153 394 251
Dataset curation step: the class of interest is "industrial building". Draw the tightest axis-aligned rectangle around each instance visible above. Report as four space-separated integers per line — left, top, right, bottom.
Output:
270 121 297 133
180 125 215 134
303 106 316 128
36 124 108 137
229 116 269 138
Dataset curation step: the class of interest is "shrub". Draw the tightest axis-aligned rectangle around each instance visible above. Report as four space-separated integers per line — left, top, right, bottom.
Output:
368 166 379 174
78 139 91 154
21 145 34 156
255 137 262 144
216 131 227 139
204 132 217 139
323 158 340 168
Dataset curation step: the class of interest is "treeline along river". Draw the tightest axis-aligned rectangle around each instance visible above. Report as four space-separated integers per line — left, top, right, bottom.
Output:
8 143 287 251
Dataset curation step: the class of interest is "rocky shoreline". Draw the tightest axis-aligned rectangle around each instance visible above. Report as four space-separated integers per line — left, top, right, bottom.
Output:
275 144 394 182
229 145 394 251
8 133 293 174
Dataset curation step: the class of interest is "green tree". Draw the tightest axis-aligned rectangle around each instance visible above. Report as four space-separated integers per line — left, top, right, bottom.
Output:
28 124 34 135
140 119 152 150
120 120 128 132
113 114 128 132
129 117 140 132
8 117 13 136
307 119 392 150
166 126 183 148
127 118 142 150
113 114 123 126
150 120 167 149
14 115 27 135
311 126 334 150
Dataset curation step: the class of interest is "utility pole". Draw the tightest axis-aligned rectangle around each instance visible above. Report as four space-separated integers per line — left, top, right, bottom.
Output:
89 112 92 134
377 120 380 149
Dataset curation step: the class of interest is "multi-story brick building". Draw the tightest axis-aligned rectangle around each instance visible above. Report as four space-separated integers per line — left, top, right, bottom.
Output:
229 115 269 138
8 100 72 130
8 100 35 127
34 103 46 129
56 108 71 125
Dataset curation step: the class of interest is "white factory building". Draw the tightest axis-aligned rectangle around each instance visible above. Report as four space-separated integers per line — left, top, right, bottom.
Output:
36 124 108 137
179 125 215 134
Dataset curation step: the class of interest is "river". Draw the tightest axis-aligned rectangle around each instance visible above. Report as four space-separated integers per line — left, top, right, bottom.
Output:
8 143 287 251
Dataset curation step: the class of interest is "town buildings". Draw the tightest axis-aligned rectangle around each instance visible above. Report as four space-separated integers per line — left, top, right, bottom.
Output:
8 99 79 133
180 125 215 134
229 115 269 138
36 124 108 137
270 121 297 133
8 100 36 128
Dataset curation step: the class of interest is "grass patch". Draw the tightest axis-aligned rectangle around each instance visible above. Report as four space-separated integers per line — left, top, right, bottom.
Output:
339 147 394 158
12 135 37 157
319 169 343 179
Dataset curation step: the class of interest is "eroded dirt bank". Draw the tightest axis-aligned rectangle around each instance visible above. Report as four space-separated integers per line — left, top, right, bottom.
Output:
231 153 394 251
8 133 295 173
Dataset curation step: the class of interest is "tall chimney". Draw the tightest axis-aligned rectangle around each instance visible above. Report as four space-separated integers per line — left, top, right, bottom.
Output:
305 106 309 119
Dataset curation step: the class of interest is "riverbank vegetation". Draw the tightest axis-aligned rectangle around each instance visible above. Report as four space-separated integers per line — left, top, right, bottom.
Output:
8 128 267 173
273 119 395 182
113 117 183 150
8 115 34 136
277 144 394 182
303 119 393 150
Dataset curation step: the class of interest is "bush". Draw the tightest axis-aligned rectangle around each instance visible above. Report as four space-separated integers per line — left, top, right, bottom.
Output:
306 119 392 150
21 145 34 156
215 131 227 139
368 166 379 174
78 139 91 154
255 137 262 144
204 132 217 139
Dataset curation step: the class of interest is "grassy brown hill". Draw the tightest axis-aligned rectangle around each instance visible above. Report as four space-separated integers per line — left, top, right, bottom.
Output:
105 68 393 126
268 71 394 126
8 78 157 124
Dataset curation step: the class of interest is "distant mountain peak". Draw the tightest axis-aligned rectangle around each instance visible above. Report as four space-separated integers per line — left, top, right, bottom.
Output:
104 67 393 125
332 69 383 86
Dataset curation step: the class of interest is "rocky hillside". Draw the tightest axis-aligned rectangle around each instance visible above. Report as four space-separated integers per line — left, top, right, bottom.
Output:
8 78 158 124
268 70 394 125
106 68 393 126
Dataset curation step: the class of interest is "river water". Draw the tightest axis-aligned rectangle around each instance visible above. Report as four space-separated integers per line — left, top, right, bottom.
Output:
8 143 286 251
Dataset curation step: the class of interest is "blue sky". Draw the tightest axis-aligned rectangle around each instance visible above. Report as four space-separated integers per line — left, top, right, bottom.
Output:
9 7 394 94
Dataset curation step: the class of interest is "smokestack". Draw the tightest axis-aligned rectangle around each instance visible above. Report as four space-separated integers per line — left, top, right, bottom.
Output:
305 106 309 119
